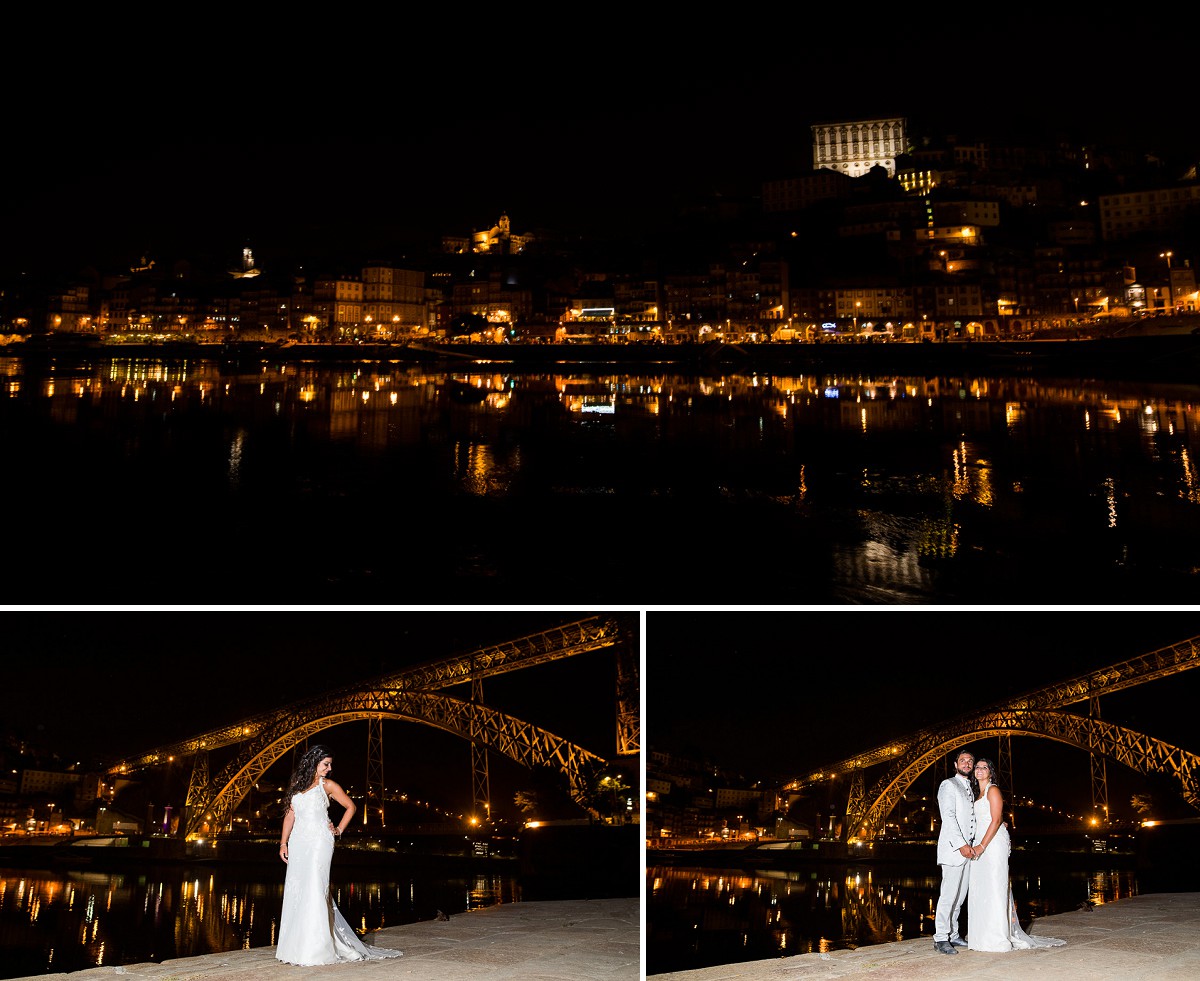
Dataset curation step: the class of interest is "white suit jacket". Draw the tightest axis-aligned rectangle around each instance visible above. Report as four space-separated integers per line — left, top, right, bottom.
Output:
936 774 977 866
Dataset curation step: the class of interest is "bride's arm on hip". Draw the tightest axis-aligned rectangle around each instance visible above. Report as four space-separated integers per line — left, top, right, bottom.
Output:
324 778 356 836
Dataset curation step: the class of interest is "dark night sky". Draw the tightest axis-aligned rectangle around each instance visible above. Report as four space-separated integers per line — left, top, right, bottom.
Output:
4 609 636 819
646 610 1200 819
4 18 1195 278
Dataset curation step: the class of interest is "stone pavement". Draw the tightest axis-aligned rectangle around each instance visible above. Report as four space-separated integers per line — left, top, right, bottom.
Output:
652 892 1200 981
13 897 638 981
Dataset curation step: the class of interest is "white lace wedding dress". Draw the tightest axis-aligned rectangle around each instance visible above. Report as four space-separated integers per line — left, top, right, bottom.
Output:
967 787 1066 952
275 777 402 965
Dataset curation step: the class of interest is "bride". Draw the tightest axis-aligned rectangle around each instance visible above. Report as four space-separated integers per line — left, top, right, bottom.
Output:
966 758 1066 952
276 744 403 965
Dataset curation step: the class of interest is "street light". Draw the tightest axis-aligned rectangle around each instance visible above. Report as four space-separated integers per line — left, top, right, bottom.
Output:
1160 251 1174 312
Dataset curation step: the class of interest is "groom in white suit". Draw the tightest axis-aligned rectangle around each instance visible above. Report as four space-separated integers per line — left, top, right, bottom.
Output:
933 748 977 955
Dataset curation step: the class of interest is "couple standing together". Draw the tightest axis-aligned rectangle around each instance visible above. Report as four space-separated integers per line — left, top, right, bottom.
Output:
934 748 1066 954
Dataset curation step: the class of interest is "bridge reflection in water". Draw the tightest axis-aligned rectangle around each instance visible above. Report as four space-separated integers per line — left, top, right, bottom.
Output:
647 861 1137 975
4 357 1200 602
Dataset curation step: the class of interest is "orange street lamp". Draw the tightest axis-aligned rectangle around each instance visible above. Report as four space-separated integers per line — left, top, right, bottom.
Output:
1160 251 1175 310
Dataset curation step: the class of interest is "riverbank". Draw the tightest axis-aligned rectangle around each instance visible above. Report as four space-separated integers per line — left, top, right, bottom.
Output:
3 896 639 981
651 891 1200 981
12 329 1200 380
0 823 640 896
648 821 1198 883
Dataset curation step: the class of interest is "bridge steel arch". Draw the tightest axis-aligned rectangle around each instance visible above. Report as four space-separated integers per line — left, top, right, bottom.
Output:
784 634 1200 842
111 614 629 773
184 690 605 838
845 709 1200 842
103 615 634 837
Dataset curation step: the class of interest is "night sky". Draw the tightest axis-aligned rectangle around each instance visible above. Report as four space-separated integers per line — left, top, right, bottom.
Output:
646 610 1200 819
4 609 636 819
4 18 1194 278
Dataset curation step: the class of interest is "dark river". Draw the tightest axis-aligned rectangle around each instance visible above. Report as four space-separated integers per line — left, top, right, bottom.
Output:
0 861 519 980
4 354 1199 603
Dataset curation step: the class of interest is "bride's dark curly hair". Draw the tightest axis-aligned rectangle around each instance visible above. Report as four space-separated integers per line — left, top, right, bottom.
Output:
972 757 999 800
287 744 335 799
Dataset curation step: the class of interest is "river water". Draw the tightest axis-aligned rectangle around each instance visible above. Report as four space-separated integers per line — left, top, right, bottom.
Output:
647 859 1136 975
4 355 1199 603
0 861 519 980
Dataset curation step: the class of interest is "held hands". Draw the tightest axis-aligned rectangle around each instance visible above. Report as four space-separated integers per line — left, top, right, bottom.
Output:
279 843 289 864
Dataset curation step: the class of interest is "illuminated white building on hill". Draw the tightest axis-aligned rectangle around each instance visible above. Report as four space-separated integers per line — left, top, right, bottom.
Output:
812 116 907 177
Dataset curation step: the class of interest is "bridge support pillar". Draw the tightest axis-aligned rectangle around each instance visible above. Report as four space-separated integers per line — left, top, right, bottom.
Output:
845 771 865 840
1089 696 1109 824
616 622 640 757
181 749 210 837
471 677 491 823
366 717 384 828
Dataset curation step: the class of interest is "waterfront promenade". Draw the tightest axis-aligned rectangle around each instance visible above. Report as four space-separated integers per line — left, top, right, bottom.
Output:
17 318 1200 382
9 897 638 981
653 891 1200 981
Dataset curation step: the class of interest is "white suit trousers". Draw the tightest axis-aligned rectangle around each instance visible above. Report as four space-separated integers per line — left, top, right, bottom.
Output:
934 859 970 942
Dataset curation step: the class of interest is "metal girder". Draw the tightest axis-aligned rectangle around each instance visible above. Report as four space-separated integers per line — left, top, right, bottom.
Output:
845 770 866 839
365 717 383 828
1089 696 1109 823
615 626 640 757
108 614 627 775
470 677 490 822
844 708 1200 841
185 691 606 838
386 615 626 691
1006 635 1200 710
996 733 1012 801
182 748 209 831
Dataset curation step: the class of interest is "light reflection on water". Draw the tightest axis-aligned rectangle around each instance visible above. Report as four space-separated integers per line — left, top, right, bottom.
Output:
0 865 519 980
3 357 1199 603
647 862 1137 975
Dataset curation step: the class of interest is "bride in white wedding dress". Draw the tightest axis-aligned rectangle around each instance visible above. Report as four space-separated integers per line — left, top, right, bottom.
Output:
967 758 1066 952
275 744 402 966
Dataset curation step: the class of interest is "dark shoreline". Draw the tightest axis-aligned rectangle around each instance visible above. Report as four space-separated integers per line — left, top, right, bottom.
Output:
0 824 639 891
13 334 1200 380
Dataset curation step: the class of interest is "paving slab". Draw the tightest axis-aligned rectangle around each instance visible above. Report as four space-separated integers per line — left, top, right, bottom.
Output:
9 897 638 981
650 892 1200 981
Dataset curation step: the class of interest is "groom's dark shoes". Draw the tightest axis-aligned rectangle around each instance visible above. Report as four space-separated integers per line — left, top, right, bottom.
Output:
933 940 958 954
950 938 968 947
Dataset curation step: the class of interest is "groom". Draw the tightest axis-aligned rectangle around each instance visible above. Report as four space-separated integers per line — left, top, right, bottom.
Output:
932 747 977 955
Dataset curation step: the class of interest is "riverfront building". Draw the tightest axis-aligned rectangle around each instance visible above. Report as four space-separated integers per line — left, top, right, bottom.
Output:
1098 182 1200 241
